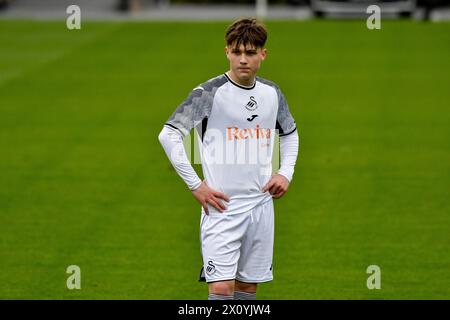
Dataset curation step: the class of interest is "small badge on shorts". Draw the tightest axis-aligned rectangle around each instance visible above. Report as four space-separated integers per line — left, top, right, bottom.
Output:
206 260 216 275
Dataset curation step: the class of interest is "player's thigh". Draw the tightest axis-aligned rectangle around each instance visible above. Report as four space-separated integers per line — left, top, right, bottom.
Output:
201 212 249 282
236 200 274 283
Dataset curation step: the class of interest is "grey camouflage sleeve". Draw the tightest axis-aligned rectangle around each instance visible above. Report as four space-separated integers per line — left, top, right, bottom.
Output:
164 75 227 137
275 88 297 136
165 88 204 137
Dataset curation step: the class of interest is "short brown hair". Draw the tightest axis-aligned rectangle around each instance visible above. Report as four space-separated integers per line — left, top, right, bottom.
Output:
225 18 267 49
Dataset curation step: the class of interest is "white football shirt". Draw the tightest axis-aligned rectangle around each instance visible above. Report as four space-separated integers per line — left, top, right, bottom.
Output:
164 73 297 214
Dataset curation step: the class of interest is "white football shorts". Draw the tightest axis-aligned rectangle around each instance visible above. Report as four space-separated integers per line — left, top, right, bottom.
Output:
200 199 274 283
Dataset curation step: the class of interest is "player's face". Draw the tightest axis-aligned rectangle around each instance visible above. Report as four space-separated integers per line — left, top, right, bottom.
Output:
225 43 267 85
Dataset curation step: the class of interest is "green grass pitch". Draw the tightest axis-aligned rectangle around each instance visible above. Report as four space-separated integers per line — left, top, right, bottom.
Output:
0 19 449 299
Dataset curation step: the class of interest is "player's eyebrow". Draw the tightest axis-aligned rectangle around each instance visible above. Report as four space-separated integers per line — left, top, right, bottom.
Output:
231 48 258 54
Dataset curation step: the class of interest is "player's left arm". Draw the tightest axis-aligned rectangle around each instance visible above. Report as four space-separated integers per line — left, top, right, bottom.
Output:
262 86 299 199
262 129 299 199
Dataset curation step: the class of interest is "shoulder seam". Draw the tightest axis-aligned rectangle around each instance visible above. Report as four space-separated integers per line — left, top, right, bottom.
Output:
196 74 228 93
256 76 279 90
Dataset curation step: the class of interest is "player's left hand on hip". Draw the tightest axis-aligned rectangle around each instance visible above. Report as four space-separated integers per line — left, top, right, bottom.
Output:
261 174 289 199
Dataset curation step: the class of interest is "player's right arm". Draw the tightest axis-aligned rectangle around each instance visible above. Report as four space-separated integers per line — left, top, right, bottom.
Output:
191 181 230 214
158 87 229 214
158 126 229 214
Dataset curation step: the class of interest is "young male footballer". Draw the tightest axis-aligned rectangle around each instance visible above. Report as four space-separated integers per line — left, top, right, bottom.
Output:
158 18 299 300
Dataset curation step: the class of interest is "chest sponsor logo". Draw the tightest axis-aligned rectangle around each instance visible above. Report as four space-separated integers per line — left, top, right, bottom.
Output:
227 125 271 141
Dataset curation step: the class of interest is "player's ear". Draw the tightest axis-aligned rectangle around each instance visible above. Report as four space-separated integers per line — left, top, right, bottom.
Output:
261 48 267 61
224 46 231 60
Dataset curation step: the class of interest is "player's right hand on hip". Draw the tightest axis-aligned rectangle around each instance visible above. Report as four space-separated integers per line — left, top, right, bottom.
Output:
191 181 230 214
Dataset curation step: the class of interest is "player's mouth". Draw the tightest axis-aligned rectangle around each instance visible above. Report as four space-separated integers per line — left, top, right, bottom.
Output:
238 68 251 72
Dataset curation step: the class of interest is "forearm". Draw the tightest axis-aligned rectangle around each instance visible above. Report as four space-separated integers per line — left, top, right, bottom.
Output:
158 125 202 190
277 129 299 182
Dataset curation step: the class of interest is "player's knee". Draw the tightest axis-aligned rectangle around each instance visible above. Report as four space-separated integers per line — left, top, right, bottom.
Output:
235 281 257 293
209 281 234 296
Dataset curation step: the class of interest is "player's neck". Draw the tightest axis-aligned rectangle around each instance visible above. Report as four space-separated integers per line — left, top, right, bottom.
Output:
226 70 255 88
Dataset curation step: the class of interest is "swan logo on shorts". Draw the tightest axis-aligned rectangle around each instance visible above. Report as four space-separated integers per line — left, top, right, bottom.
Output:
206 260 216 275
245 96 258 111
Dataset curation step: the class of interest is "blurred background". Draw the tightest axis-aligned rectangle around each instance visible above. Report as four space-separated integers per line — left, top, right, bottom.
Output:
0 0 449 299
0 0 449 20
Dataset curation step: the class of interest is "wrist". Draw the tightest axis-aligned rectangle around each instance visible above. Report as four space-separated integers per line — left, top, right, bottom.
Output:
189 179 202 191
276 171 292 183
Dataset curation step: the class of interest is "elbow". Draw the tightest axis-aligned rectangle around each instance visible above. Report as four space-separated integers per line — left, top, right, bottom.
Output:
158 125 184 148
